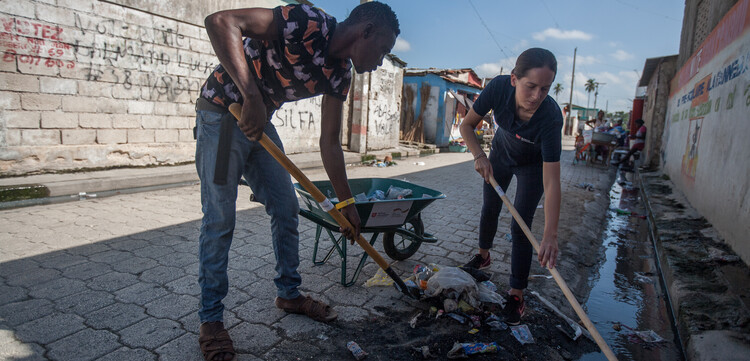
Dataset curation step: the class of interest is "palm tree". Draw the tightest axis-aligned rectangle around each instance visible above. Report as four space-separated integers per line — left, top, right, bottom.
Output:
585 78 596 119
553 83 564 102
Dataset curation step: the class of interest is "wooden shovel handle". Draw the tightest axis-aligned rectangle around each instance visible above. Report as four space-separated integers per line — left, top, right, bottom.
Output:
489 177 618 361
228 103 392 271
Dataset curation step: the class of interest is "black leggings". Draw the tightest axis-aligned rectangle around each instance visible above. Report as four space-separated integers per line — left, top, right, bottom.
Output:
479 153 544 290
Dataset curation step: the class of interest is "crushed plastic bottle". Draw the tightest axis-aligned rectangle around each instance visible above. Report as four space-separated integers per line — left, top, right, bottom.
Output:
413 265 433 290
346 341 368 360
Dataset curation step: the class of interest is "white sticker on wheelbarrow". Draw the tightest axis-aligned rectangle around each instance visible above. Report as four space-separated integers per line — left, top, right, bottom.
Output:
366 200 413 227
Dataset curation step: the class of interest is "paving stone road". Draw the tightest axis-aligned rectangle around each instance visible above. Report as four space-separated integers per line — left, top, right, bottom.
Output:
0 145 613 361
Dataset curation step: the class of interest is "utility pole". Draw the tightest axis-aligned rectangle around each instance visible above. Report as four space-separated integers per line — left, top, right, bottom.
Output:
566 47 576 135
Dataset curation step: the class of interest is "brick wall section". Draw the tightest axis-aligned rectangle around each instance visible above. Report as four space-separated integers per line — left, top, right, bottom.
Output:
0 0 215 174
0 0 404 175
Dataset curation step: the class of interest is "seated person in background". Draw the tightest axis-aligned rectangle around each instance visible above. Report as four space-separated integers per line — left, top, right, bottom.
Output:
613 119 646 166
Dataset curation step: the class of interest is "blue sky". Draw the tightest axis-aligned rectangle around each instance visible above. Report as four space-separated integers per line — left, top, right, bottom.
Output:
310 0 685 113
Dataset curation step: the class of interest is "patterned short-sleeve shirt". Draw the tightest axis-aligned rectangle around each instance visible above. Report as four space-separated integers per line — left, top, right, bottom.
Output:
200 4 352 115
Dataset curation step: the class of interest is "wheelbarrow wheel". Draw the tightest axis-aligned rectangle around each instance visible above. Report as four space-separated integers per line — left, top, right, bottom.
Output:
383 214 424 261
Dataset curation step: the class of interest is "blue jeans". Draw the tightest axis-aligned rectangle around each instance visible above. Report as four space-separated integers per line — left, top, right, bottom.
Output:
478 150 544 290
195 109 301 323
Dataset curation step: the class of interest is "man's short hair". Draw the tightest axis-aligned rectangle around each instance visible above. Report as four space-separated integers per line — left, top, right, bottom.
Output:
344 1 400 36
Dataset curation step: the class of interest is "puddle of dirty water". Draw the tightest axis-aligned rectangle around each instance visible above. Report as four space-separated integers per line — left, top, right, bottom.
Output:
577 171 683 361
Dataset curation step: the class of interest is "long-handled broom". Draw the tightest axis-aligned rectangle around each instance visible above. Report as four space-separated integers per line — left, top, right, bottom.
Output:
488 177 618 360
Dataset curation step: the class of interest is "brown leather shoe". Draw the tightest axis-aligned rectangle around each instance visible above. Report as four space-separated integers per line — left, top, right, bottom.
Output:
275 295 338 322
199 321 235 361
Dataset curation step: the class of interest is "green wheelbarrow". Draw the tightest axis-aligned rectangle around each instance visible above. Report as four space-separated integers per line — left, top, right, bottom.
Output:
295 178 446 286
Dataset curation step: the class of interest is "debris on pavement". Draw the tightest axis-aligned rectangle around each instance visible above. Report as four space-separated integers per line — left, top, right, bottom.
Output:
556 323 582 341
424 267 480 308
528 274 553 280
618 324 666 344
510 324 535 344
363 267 394 287
446 312 467 324
411 345 436 359
443 298 458 312
634 272 655 284
477 280 505 306
346 341 368 360
575 182 596 191
409 311 421 328
631 329 666 344
530 291 591 341
414 264 433 289
447 342 500 358
615 208 647 219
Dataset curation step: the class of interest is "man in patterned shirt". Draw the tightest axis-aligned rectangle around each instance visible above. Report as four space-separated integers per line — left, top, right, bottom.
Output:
195 2 399 360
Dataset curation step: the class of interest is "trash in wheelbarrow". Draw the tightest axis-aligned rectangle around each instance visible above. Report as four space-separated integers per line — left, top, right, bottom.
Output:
296 178 445 229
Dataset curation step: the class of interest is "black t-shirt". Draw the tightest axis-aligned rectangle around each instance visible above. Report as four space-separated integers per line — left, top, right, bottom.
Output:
472 75 563 166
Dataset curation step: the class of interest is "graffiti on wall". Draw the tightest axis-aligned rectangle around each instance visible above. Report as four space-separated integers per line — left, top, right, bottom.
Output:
669 50 749 181
371 103 396 136
272 96 321 130
666 0 750 185
1 18 75 69
1 14 215 101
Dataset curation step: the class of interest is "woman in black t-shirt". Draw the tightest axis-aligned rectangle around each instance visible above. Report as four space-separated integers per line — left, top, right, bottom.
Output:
459 48 563 325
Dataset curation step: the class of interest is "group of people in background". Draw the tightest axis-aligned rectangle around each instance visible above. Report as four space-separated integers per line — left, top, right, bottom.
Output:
582 109 647 166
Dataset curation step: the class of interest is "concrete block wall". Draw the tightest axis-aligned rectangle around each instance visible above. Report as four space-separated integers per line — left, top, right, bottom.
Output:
663 0 750 263
0 0 216 175
0 0 404 176
366 58 403 150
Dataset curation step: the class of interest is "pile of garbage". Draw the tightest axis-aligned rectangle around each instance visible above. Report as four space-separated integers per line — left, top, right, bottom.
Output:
362 264 541 359
362 154 397 168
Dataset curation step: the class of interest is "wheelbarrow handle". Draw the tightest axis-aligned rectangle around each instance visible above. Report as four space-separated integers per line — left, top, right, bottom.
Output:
488 177 618 361
228 103 417 299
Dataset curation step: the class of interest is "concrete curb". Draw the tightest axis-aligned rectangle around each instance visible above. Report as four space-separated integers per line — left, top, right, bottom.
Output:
638 169 750 361
0 148 428 209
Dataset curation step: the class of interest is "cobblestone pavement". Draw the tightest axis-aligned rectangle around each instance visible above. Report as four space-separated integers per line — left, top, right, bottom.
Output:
0 146 613 361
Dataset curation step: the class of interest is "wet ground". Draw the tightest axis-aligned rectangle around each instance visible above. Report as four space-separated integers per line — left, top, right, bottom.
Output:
578 169 682 361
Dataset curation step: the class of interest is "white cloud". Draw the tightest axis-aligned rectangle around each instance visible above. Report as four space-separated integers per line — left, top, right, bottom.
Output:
532 28 593 41
611 49 633 61
393 37 411 52
475 58 516 78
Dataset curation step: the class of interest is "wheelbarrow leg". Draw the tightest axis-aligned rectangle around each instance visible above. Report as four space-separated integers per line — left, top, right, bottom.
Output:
341 232 380 287
312 225 342 266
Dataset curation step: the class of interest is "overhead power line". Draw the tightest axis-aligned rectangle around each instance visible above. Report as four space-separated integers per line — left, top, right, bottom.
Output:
539 0 560 28
468 0 513 59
